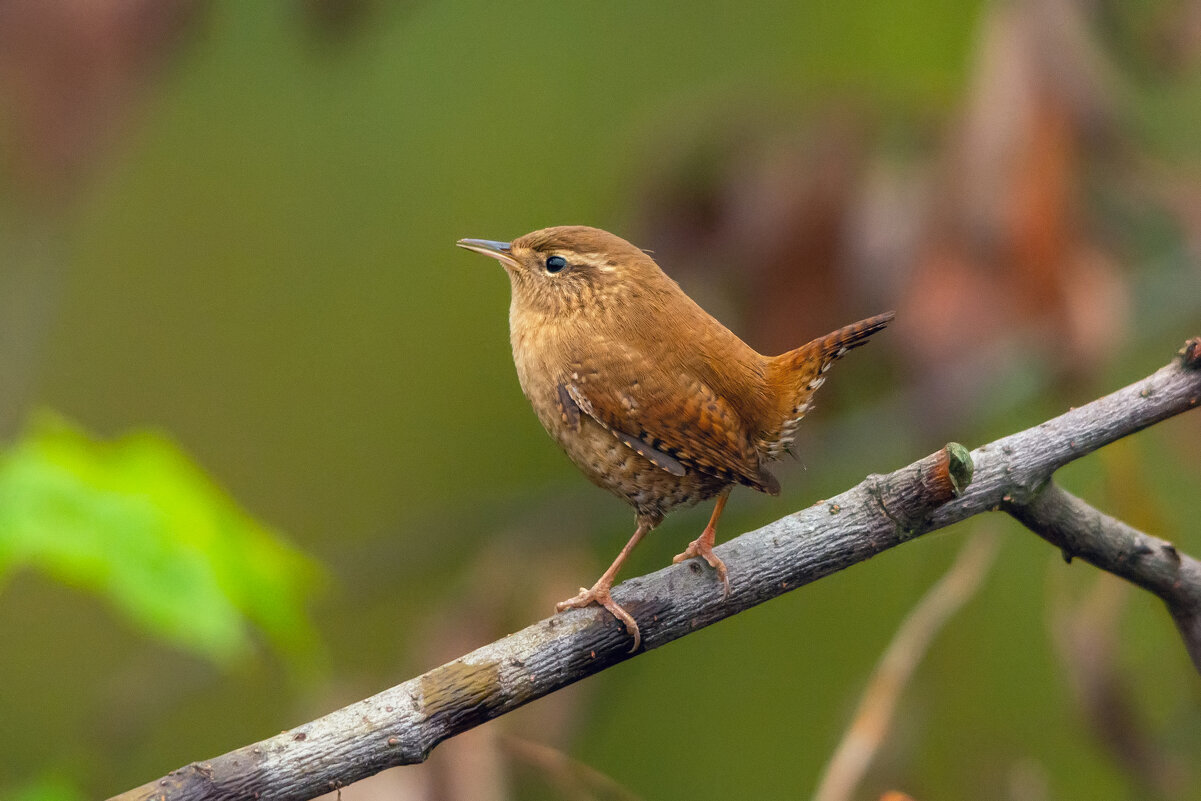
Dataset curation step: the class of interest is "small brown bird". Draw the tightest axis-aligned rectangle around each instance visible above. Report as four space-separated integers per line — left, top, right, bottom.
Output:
458 226 892 650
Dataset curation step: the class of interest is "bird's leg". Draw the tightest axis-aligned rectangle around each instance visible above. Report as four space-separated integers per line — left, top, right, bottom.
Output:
556 522 649 651
672 488 731 598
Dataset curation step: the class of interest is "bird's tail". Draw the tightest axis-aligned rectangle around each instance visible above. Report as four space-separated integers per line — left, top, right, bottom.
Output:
758 311 895 459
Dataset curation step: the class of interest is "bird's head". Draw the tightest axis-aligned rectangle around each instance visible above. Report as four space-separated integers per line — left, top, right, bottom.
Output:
457 225 671 318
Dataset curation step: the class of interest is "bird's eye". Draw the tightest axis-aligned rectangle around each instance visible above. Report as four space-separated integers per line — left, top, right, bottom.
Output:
545 255 568 274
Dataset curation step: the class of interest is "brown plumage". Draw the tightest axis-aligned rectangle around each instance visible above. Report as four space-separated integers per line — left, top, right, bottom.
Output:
458 225 893 650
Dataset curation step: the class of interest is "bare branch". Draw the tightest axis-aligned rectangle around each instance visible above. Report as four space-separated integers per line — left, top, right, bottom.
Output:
109 341 1201 801
1009 481 1201 672
813 530 999 801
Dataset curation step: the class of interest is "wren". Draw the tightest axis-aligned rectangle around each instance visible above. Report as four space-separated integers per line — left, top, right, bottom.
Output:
458 226 893 651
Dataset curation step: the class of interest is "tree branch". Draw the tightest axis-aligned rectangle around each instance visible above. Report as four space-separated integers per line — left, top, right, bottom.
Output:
110 339 1201 801
1007 481 1201 672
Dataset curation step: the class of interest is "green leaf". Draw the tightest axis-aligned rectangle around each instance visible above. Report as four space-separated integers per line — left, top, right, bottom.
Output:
0 413 323 667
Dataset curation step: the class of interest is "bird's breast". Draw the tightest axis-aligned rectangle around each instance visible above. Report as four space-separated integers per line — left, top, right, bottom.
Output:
507 307 731 519
509 308 573 429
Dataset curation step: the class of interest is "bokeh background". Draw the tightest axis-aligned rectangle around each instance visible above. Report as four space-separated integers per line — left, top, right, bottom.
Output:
2 1 1200 799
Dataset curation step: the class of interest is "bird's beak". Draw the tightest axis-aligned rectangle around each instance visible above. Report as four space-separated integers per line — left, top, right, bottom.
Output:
456 238 519 268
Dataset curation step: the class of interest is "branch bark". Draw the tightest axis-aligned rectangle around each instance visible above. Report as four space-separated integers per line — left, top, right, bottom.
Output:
1007 481 1201 672
110 339 1201 801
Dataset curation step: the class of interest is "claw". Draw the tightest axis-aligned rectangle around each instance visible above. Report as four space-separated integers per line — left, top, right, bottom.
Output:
556 581 641 652
554 523 649 652
673 529 730 599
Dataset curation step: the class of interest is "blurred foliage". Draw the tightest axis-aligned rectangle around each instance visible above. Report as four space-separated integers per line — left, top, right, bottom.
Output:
2 777 84 801
0 413 322 667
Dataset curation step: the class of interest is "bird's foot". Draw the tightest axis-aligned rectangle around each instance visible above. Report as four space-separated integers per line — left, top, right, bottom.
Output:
556 580 641 652
673 526 730 598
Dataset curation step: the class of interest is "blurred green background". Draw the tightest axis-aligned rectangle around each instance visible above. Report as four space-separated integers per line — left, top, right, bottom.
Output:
1 1 1199 799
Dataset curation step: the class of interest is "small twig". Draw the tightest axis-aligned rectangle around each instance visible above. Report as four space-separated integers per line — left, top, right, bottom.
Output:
501 735 642 801
813 530 999 801
109 341 1201 801
1007 481 1201 672
1182 337 1201 370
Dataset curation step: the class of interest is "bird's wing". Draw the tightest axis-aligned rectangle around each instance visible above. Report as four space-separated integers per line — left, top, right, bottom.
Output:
559 346 778 495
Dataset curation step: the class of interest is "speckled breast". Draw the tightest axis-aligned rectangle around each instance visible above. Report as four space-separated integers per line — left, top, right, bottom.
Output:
543 412 730 524
513 357 726 525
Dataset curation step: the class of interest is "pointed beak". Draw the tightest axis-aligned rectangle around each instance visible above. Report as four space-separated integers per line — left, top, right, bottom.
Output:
456 238 519 267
